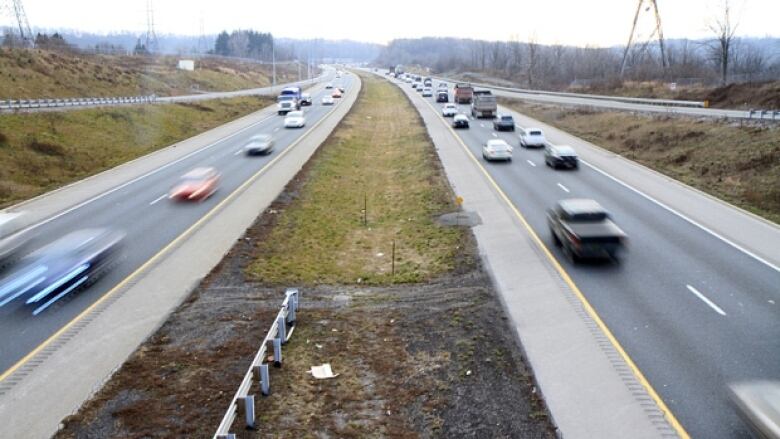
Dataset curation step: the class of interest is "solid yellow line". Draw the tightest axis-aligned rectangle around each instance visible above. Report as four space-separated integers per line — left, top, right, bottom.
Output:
414 88 690 439
0 79 355 383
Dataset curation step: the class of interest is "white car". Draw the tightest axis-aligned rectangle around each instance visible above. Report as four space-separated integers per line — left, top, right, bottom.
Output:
482 139 513 162
284 111 306 128
322 95 335 105
519 127 547 148
422 87 433 97
243 134 274 155
442 103 458 117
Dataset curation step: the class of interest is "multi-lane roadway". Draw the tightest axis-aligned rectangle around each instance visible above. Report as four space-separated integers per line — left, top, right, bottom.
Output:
398 75 780 438
0 72 354 375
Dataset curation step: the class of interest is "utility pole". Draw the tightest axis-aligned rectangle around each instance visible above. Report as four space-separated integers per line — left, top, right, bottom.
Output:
620 0 667 78
1 0 34 46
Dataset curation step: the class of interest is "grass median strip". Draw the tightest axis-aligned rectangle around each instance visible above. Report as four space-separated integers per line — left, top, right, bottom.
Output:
501 98 780 224
247 73 462 284
0 96 272 207
56 73 554 438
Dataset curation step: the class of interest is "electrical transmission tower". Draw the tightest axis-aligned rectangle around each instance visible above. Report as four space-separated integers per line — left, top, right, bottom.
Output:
620 0 667 78
196 15 208 54
144 0 159 54
1 0 34 46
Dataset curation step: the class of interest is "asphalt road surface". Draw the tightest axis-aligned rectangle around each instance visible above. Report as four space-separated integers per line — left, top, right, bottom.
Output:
0 72 354 374
404 76 780 439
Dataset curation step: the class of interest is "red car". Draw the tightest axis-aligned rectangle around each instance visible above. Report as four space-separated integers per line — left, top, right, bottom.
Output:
331 89 342 98
169 167 220 201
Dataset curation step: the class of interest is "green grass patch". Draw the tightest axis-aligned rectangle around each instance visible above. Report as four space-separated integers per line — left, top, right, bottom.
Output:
0 96 272 207
501 98 780 224
246 73 463 285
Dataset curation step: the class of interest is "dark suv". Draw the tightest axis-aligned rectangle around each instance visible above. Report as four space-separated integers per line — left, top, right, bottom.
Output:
493 114 515 131
436 91 449 102
544 144 579 169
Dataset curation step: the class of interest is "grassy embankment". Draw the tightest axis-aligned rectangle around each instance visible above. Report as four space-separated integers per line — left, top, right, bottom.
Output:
246 73 464 284
0 96 272 207
0 47 302 98
501 99 780 224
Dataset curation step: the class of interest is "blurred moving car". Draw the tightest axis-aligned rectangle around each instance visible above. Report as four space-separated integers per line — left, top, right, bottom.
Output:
284 110 306 128
422 87 433 97
243 134 274 155
331 89 343 98
322 95 335 105
547 199 627 262
436 91 449 102
482 139 513 162
519 127 547 148
0 228 125 315
300 93 312 106
729 381 780 439
452 114 470 128
493 114 516 131
169 167 221 201
0 212 31 270
442 103 458 117
544 144 579 169
325 83 334 89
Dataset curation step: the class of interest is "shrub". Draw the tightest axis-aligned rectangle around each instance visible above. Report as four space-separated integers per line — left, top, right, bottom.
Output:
27 138 66 156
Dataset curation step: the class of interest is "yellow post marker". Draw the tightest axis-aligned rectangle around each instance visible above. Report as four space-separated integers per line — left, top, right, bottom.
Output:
455 196 464 207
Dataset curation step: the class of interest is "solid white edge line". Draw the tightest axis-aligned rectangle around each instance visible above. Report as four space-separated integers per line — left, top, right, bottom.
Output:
579 158 780 273
233 149 243 156
149 194 167 206
686 285 727 316
557 183 570 193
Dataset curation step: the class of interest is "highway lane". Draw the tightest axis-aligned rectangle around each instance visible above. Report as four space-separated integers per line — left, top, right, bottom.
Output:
0 72 354 373
429 75 779 121
400 78 780 438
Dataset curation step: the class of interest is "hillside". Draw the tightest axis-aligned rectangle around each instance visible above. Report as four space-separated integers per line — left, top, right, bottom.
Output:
0 48 305 99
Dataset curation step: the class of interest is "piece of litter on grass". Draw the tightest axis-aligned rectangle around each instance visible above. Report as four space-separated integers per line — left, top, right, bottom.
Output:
376 252 384 257
466 370 472 376
315 344 323 349
310 363 339 379
390 319 395 324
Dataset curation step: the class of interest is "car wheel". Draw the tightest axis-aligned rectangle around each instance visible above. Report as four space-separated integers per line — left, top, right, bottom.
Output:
551 229 561 246
563 245 578 263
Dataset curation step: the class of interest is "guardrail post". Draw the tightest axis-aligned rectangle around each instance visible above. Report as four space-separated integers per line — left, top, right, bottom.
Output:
238 395 256 430
277 316 287 344
273 337 282 367
258 363 270 396
286 288 298 324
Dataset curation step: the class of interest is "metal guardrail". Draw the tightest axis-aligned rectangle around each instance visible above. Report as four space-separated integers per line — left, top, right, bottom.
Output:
213 288 300 439
0 95 157 112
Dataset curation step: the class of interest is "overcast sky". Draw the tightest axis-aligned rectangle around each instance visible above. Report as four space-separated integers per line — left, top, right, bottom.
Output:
6 0 780 46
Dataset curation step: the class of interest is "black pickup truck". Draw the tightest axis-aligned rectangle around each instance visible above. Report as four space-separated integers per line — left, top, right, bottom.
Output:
547 199 627 262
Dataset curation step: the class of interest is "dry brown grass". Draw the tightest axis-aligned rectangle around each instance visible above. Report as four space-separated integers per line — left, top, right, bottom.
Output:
501 99 780 224
0 48 303 98
246 73 463 284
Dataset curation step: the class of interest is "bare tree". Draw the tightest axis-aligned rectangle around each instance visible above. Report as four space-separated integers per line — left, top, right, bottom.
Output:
707 0 739 84
527 34 538 88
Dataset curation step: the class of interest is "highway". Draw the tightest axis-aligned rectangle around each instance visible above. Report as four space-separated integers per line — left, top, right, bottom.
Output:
396 75 780 438
431 75 780 122
0 71 354 375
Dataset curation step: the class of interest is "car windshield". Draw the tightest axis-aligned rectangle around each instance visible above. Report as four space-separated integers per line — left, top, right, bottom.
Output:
529 130 543 135
556 146 576 155
501 116 513 121
278 96 294 102
287 111 303 118
487 140 509 149
250 134 271 143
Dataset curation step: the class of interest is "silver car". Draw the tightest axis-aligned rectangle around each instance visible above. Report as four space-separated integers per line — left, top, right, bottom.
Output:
244 134 274 155
482 139 513 162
